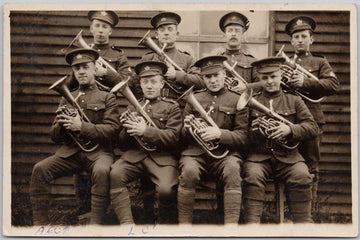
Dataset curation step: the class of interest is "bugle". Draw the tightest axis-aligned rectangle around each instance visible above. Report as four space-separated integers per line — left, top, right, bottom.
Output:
111 78 158 151
276 45 324 103
237 88 299 149
179 86 229 159
49 76 99 152
137 30 186 95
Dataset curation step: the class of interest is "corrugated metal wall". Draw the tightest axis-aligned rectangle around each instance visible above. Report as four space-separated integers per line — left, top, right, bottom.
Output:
11 10 351 225
273 11 351 218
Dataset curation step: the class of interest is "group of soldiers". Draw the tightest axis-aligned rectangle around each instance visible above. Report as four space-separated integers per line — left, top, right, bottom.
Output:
29 10 340 225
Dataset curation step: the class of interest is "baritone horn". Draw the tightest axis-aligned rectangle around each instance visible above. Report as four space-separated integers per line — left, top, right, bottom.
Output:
49 75 99 152
110 77 158 151
237 88 299 149
179 86 229 159
137 30 185 95
276 45 324 103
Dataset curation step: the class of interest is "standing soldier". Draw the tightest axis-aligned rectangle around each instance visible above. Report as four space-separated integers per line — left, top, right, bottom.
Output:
242 57 319 223
139 12 204 103
109 61 182 224
177 56 248 224
218 12 259 93
29 48 120 225
68 10 132 90
283 16 340 213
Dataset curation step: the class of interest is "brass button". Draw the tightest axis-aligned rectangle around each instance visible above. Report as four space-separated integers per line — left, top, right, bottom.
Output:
214 96 217 98
94 107 98 110
147 109 151 113
81 100 84 103
160 118 164 121
212 101 216 104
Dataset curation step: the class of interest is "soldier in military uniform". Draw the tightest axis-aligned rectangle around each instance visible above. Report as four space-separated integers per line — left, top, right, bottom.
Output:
29 48 120 225
283 16 340 213
68 11 132 90
177 56 249 224
218 12 259 93
109 61 182 224
138 12 203 103
243 57 319 223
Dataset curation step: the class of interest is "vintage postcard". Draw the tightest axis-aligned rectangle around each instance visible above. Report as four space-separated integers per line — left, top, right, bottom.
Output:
3 2 358 237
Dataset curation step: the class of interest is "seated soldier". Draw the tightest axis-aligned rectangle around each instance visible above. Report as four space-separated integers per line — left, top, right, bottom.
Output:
109 61 182 224
242 56 319 223
177 55 248 225
29 48 120 225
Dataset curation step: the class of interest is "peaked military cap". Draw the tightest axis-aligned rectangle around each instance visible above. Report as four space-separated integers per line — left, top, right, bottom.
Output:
219 12 249 32
88 11 119 27
151 12 181 29
65 48 99 66
195 55 228 75
251 57 286 74
285 16 316 36
135 61 168 77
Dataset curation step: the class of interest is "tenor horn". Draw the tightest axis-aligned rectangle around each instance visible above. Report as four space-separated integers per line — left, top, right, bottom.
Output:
111 78 158 151
49 76 99 152
180 86 229 159
276 45 324 103
237 88 299 149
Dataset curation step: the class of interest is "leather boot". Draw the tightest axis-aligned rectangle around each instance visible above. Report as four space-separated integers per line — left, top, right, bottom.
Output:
223 189 242 224
177 186 195 224
110 187 134 224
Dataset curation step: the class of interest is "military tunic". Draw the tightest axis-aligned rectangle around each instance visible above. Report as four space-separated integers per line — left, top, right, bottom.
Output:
110 97 181 224
243 90 318 223
30 83 120 225
140 46 204 100
177 87 248 224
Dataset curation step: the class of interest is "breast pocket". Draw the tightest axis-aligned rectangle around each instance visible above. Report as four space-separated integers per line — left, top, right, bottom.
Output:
218 106 236 129
276 108 296 124
236 62 253 83
152 112 168 129
85 103 106 124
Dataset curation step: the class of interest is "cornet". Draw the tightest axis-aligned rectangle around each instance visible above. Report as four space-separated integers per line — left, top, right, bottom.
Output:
179 86 229 159
49 76 99 152
276 45 324 103
137 30 186 95
237 88 299 150
111 78 158 151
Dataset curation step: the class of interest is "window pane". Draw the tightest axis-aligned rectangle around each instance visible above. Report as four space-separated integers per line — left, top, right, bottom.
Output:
177 11 199 35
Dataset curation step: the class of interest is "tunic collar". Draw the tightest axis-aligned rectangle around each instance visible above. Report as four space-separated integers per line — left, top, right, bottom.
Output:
92 43 110 51
207 87 227 96
79 82 98 92
225 48 243 56
262 89 282 99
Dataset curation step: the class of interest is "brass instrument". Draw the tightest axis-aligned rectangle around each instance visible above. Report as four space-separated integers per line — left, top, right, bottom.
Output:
179 86 229 159
111 78 158 151
223 60 264 93
276 45 324 103
49 75 99 152
137 30 186 95
237 88 299 150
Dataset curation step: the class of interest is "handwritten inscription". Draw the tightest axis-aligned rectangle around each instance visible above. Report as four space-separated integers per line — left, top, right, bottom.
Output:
35 226 70 235
128 221 157 236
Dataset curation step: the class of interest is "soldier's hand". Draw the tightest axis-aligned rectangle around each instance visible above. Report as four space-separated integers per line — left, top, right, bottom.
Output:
57 113 82 132
287 72 305 88
123 116 147 137
198 126 221 142
183 114 193 131
268 122 291 141
95 61 107 77
165 65 176 80
280 64 295 82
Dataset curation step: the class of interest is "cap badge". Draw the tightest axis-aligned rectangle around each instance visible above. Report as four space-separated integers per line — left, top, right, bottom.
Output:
161 17 167 22
296 19 303 25
206 61 212 67
76 54 83 59
231 16 237 21
100 11 107 16
144 66 151 71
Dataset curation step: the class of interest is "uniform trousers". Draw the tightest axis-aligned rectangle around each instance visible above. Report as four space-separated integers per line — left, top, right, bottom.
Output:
243 158 313 223
178 154 242 224
110 157 179 224
29 151 114 225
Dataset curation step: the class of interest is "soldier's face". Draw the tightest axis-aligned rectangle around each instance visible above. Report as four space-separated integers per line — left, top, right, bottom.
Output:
72 62 96 86
140 75 165 99
155 24 179 47
203 69 226 93
224 25 244 49
259 70 282 93
291 30 313 54
90 19 112 44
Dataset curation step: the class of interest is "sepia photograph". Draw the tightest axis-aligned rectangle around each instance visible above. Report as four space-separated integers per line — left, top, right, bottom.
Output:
3 2 358 237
